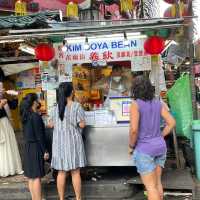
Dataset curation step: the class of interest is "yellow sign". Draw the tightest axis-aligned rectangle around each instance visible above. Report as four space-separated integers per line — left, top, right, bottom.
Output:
15 0 27 16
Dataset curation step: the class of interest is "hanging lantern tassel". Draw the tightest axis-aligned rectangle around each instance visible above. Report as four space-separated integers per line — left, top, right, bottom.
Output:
120 0 134 13
66 1 78 19
163 0 176 4
35 43 55 61
171 2 186 17
179 1 188 17
144 36 165 55
15 0 27 16
164 2 188 18
163 0 189 5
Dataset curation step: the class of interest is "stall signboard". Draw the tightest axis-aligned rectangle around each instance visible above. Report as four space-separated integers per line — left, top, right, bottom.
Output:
54 37 151 72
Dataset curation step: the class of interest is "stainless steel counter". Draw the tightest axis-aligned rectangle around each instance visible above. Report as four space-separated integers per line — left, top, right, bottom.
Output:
83 124 133 166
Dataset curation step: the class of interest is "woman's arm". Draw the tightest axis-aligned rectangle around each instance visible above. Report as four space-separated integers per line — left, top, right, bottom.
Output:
78 121 86 129
47 119 54 128
129 101 139 148
77 104 86 129
47 107 56 128
161 106 176 137
0 99 7 109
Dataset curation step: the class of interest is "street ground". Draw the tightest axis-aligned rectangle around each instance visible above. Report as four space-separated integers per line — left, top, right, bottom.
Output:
8 132 195 199
0 167 196 200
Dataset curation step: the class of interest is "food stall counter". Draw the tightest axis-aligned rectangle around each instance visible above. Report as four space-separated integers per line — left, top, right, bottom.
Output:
83 123 133 167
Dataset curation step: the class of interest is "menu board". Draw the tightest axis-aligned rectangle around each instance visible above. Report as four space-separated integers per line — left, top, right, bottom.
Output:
58 62 72 82
40 61 59 90
131 56 151 72
109 97 132 122
46 89 57 115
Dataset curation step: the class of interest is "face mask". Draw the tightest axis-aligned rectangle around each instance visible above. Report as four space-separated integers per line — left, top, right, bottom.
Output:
113 76 121 82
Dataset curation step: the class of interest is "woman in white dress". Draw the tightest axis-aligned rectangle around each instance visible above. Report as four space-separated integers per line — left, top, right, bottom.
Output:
0 68 22 177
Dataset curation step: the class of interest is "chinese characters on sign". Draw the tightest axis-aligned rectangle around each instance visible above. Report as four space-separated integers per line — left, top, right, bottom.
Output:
57 50 149 62
54 37 151 72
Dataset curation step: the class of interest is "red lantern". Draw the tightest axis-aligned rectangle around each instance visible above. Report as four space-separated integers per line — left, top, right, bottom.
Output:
35 43 55 61
182 6 189 16
144 36 165 55
164 0 190 5
163 0 176 4
164 4 189 18
58 0 80 4
180 0 190 3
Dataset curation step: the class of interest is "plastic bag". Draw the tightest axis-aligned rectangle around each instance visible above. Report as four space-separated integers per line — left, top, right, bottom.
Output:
167 74 193 139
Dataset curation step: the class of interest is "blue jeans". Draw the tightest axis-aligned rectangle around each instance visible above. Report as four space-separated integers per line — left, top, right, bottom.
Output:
133 150 166 175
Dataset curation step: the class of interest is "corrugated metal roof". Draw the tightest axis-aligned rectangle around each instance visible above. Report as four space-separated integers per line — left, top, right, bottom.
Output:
0 11 59 30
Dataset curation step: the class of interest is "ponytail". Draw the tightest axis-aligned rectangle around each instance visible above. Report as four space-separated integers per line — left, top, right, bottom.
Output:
57 82 73 121
58 85 67 121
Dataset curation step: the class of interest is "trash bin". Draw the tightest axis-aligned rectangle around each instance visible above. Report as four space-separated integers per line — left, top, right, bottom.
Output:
192 120 200 180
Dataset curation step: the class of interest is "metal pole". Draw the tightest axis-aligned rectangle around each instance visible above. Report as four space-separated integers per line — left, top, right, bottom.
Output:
140 0 144 19
189 42 198 119
172 128 181 169
151 55 160 99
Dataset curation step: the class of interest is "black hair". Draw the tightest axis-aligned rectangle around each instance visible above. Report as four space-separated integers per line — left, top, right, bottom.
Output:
57 82 73 121
0 68 5 82
112 65 122 72
20 93 38 123
131 76 155 101
132 71 144 78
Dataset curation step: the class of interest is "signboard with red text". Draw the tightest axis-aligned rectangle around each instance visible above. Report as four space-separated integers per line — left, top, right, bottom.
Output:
54 37 151 82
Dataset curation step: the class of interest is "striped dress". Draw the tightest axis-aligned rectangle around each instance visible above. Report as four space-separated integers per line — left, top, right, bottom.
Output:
51 102 86 171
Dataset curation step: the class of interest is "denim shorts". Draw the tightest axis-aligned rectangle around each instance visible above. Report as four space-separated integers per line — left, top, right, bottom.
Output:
133 150 166 175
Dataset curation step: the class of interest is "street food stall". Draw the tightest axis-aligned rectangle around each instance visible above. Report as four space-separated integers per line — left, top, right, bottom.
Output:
46 30 176 166
0 16 194 167
51 33 164 166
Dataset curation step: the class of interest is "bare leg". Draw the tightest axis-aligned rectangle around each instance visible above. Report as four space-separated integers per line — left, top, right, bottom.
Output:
28 179 34 199
71 169 82 200
32 178 42 200
140 169 161 200
57 171 67 200
155 166 164 200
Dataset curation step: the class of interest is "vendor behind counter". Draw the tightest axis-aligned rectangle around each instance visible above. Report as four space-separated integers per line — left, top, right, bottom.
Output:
93 65 132 100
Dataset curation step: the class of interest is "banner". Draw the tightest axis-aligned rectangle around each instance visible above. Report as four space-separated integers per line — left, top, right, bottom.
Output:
55 38 147 62
54 36 151 75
